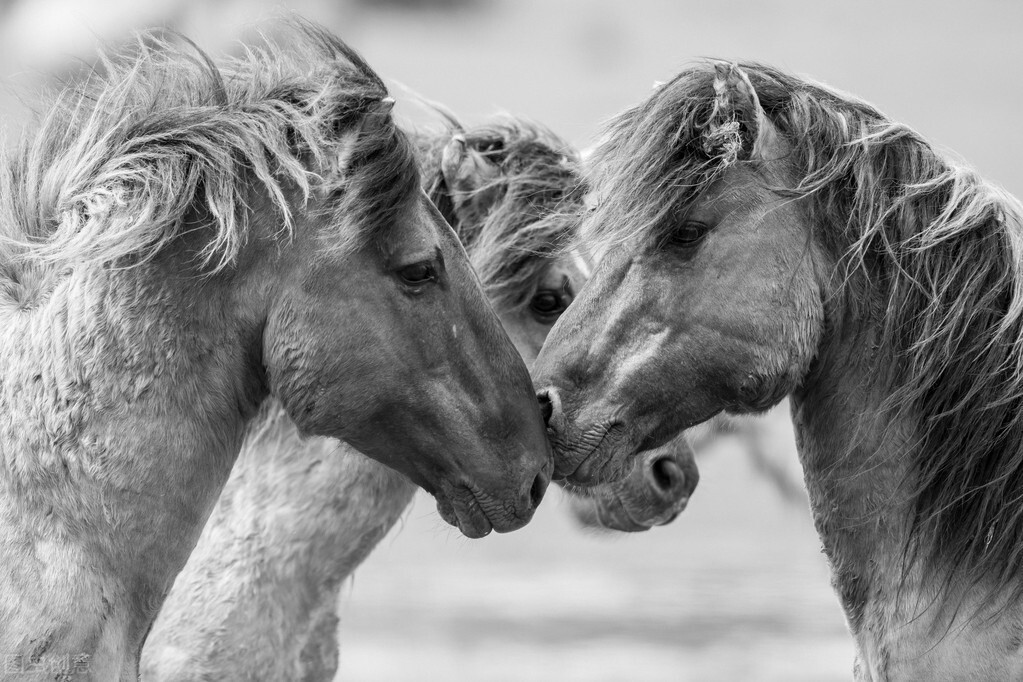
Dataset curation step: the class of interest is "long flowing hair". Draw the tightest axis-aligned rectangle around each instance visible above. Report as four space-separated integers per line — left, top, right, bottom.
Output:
0 20 418 300
415 116 586 312
587 59 1023 605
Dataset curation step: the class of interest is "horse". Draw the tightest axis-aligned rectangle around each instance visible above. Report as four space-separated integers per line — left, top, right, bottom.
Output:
140 114 698 682
534 59 1023 679
0 24 554 680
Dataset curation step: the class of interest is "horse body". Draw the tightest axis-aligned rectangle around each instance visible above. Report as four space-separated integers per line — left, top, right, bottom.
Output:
0 25 552 678
139 406 413 682
535 60 1023 678
0 236 259 679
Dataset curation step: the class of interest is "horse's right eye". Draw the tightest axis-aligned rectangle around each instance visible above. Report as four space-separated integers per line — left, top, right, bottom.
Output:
397 262 436 286
671 221 710 246
529 290 570 321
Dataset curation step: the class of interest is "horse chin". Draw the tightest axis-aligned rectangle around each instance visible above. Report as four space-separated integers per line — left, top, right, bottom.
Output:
596 499 655 532
435 487 495 539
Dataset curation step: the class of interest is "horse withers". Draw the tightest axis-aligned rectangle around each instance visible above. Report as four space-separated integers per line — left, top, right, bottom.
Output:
535 60 1023 679
0 24 548 680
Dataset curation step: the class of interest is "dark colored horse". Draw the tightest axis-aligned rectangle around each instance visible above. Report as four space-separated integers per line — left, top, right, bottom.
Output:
535 61 1023 679
0 24 549 679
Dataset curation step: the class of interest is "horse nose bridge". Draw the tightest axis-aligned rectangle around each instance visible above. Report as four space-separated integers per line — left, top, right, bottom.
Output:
447 306 529 411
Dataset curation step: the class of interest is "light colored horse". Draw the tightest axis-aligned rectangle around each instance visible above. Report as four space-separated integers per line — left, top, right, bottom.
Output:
141 115 697 681
0 25 553 680
536 60 1023 679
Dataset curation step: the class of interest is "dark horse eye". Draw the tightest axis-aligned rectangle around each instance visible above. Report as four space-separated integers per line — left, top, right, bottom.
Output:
672 221 710 246
530 291 568 319
397 262 436 286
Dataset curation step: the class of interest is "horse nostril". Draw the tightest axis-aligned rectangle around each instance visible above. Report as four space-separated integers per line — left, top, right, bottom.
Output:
650 456 684 494
529 471 548 509
537 390 553 426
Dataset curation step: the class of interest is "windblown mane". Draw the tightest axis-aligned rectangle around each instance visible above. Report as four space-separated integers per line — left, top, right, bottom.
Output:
589 60 1023 602
414 116 586 312
0 21 418 291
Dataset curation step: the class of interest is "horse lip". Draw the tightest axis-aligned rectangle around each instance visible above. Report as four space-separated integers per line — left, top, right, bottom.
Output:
555 422 623 484
598 484 691 531
435 488 493 538
595 495 655 532
644 497 690 526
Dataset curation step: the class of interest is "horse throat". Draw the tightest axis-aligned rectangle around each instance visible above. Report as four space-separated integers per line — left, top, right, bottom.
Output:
791 321 1023 680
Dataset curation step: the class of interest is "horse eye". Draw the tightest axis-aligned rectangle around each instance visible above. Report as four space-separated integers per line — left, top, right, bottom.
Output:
397 261 436 286
672 221 710 246
530 291 568 319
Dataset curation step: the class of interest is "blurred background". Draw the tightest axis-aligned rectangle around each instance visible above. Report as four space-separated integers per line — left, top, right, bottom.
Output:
2 1 1020 680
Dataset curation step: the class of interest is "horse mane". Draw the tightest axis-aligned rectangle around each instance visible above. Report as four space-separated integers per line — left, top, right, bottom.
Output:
589 60 1023 604
0 20 418 289
413 116 586 312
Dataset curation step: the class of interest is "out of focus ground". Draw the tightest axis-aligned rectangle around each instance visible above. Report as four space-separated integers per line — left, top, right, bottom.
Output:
338 431 851 682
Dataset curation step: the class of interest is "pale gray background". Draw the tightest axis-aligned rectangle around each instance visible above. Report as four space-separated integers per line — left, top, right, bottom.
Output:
2 2 1018 680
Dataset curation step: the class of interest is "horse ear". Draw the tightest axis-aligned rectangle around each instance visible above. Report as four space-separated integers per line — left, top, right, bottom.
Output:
335 97 396 173
704 63 772 161
438 135 504 230
367 96 396 119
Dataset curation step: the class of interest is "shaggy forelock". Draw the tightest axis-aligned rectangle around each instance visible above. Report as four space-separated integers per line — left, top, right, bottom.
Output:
0 20 418 285
583 65 732 257
416 116 586 312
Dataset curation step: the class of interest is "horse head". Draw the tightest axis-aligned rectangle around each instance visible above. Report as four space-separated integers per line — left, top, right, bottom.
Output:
534 62 824 485
216 34 554 538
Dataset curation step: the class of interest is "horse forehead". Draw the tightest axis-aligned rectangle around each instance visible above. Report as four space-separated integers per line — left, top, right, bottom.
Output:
383 192 448 256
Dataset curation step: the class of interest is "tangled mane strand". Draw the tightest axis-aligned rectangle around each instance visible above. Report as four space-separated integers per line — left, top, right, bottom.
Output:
590 59 1023 606
414 115 586 312
0 20 418 283
738 63 1023 607
583 67 735 258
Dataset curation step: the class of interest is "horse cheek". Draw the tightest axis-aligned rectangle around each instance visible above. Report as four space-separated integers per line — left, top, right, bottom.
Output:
261 303 322 432
748 267 825 411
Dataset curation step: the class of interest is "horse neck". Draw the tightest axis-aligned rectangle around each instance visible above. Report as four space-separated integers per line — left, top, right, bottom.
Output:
792 315 1023 680
142 408 416 681
0 259 265 667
